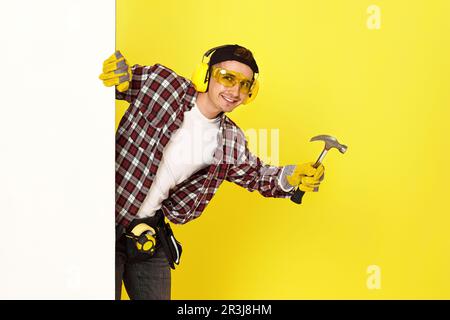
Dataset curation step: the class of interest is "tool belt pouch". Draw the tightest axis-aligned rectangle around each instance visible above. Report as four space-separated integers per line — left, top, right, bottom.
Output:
156 217 182 270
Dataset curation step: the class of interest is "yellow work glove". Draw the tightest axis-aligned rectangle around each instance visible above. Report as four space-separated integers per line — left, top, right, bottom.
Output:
286 162 325 192
99 50 132 92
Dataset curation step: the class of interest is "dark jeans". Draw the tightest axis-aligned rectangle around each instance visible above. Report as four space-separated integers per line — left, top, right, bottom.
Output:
115 230 171 300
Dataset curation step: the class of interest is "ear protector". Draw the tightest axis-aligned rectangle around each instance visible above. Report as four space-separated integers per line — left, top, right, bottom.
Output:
191 45 259 105
126 223 157 254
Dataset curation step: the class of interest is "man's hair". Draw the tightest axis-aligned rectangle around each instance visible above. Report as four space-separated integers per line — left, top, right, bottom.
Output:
209 44 259 74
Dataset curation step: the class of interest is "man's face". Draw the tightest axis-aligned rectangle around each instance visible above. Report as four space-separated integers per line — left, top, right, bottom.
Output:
207 60 254 113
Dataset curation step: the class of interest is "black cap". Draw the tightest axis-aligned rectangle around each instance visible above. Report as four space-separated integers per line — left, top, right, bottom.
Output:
209 44 259 74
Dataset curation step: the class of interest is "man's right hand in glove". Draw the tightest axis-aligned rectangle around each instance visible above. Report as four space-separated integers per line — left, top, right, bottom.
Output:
286 162 325 192
99 50 131 92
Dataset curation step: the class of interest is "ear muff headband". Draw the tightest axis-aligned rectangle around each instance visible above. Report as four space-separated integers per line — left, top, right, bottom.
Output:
191 45 259 104
191 45 228 92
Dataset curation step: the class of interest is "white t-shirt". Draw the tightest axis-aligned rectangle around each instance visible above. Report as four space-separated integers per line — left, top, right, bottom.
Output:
136 103 221 218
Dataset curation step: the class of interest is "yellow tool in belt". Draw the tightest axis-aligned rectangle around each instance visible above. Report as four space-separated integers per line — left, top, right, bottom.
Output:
127 223 157 254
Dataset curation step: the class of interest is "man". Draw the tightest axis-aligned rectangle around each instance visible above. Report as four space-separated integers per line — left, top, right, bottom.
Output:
99 44 325 300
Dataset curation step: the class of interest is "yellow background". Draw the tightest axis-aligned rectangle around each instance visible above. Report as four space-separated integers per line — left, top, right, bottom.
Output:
115 0 450 299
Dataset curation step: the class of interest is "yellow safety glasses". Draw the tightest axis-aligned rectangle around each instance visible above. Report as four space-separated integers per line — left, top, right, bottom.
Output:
211 67 255 95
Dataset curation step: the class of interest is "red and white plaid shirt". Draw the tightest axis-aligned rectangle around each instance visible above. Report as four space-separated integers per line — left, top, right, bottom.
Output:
115 64 295 228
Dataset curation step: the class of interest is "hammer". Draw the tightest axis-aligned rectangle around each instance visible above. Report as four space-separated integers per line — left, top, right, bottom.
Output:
290 135 348 204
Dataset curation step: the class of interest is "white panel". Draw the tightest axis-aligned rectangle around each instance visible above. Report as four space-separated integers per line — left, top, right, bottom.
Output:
0 0 115 299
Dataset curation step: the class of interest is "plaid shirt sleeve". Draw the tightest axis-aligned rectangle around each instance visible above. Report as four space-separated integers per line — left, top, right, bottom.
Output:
115 64 155 103
225 128 295 198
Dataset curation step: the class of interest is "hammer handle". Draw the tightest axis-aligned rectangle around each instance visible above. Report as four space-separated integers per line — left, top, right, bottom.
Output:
290 188 305 204
290 150 327 204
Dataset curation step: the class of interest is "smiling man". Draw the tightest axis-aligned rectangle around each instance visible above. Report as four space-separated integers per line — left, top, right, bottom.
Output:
100 44 325 300
195 46 257 116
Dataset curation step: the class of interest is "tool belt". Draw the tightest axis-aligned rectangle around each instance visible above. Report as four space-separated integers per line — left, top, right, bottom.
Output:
123 210 182 269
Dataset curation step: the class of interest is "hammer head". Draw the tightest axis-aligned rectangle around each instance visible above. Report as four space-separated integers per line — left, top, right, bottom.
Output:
310 135 348 153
